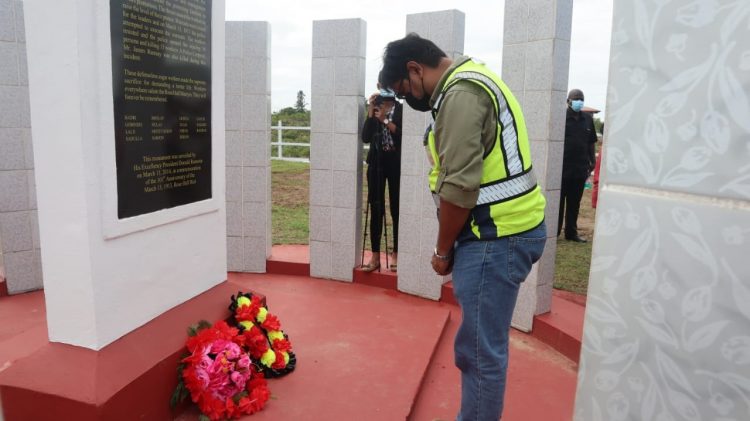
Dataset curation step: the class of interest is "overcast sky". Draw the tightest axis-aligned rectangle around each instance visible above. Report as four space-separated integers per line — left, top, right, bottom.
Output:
225 0 614 118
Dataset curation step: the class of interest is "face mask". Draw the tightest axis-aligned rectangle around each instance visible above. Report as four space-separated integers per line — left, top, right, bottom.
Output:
570 99 584 112
405 94 432 112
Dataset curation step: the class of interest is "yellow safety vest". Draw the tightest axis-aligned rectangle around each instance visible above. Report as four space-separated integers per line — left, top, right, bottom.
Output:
428 59 546 240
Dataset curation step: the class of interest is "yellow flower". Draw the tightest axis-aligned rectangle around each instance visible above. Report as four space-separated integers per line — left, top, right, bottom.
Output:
237 296 251 307
256 307 268 323
261 349 276 366
268 330 284 342
283 352 290 365
239 320 254 330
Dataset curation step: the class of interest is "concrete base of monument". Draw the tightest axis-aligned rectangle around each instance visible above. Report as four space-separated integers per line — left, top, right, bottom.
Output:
265 244 398 290
352 251 398 290
266 245 310 277
0 281 263 421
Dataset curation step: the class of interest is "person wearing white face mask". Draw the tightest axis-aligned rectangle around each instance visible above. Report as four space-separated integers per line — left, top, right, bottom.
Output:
558 89 598 243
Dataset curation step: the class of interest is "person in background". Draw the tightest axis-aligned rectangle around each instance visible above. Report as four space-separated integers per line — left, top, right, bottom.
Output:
592 123 604 209
360 87 402 272
559 88 597 242
380 33 547 420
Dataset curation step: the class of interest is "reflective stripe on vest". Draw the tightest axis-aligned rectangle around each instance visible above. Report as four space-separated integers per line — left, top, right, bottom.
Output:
450 71 524 176
431 68 529 202
477 169 537 206
429 59 546 240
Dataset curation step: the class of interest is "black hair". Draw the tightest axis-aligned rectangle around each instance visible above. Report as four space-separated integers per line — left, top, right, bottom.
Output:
567 89 584 100
379 33 447 88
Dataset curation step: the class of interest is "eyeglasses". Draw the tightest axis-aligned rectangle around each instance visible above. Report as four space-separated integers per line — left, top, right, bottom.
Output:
393 78 411 100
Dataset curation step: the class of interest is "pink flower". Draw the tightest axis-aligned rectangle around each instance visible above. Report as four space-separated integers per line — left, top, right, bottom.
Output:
231 371 244 385
237 354 251 370
208 379 231 400
224 346 241 360
210 340 242 361
197 355 212 370
194 367 210 389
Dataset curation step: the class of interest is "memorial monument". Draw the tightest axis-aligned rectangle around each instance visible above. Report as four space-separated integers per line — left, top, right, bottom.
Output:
0 0 229 418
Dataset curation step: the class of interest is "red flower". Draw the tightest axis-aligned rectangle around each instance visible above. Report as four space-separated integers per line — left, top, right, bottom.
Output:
250 295 264 309
245 385 270 414
239 372 269 414
272 338 292 353
246 369 267 390
271 350 287 369
186 321 238 354
235 296 264 322
203 397 227 421
261 314 281 331
224 397 237 418
245 327 269 358
237 396 253 414
182 366 206 403
235 305 255 322
231 332 247 348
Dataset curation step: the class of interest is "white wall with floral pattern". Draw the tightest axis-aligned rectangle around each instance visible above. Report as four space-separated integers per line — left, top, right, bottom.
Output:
574 1 750 420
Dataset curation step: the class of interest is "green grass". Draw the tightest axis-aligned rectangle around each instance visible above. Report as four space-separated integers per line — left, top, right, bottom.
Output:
271 160 309 244
553 188 596 295
270 160 595 296
554 237 593 295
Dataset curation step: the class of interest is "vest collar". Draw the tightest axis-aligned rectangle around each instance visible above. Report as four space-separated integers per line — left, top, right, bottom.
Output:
430 56 473 112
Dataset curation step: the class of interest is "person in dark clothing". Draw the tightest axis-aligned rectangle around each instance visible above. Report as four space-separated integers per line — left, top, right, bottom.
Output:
559 88 597 242
361 88 402 271
592 123 605 209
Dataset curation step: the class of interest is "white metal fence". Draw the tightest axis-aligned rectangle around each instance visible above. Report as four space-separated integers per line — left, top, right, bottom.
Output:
271 121 310 162
270 121 370 163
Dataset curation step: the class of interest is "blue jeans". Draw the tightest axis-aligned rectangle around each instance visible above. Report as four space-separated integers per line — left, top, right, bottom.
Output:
452 223 547 421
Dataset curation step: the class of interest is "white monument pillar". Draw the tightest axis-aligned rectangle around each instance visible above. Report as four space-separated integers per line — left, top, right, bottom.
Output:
309 19 366 281
23 0 226 349
502 0 573 331
575 2 750 419
0 0 42 294
398 10 465 300
225 21 271 273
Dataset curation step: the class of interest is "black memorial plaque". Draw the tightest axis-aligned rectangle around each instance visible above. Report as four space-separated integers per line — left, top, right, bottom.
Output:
110 0 212 218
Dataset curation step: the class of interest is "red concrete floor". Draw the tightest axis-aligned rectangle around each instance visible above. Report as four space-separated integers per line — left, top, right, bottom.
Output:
181 273 577 421
271 244 586 365
411 306 578 421
178 273 454 420
260 246 581 420
0 256 578 420
0 290 48 373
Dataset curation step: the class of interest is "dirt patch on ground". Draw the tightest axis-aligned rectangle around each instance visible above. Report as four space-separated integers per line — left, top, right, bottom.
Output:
272 165 309 208
510 334 578 374
577 188 597 238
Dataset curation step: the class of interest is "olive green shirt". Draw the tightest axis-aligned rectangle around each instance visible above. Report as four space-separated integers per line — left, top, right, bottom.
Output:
430 56 498 209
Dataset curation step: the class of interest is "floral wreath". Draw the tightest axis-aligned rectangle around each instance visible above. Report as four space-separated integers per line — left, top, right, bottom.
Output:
229 292 296 378
170 291 295 420
171 320 270 420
